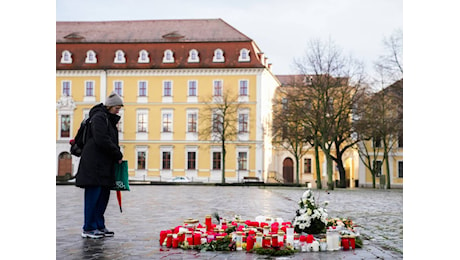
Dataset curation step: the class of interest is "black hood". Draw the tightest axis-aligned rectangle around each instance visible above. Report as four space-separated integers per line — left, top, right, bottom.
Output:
89 103 120 125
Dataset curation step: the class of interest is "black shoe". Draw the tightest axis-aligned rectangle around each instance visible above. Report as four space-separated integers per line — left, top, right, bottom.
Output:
100 228 114 237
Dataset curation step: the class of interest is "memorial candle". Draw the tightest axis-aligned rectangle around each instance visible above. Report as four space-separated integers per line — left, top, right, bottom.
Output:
166 234 173 248
246 235 255 251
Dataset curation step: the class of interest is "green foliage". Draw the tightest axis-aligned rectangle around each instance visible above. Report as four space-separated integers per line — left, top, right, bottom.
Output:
252 247 297 256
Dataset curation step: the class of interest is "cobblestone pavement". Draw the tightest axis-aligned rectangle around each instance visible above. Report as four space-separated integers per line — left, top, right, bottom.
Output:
56 185 403 259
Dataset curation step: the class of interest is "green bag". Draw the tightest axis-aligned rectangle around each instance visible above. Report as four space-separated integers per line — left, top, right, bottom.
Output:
112 160 130 191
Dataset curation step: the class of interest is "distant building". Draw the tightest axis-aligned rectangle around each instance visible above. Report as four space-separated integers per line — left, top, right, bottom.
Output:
56 19 279 182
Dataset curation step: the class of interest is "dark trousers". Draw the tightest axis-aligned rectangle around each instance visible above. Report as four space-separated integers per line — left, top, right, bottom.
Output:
83 186 110 231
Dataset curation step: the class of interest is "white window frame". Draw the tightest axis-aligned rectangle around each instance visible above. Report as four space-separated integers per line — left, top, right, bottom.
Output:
137 80 148 103
58 113 72 140
238 79 249 102
85 50 97 63
138 49 150 63
113 80 124 96
135 146 148 179
185 146 198 172
114 50 126 63
163 49 174 63
160 146 173 178
136 109 149 140
187 80 198 103
188 49 200 63
186 109 198 141
237 108 250 141
83 80 96 102
238 48 250 62
161 109 174 141
213 80 223 97
61 80 71 97
61 50 72 64
213 48 225 62
162 80 173 103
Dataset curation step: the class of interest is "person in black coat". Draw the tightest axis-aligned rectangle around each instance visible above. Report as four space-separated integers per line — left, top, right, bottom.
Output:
76 92 123 239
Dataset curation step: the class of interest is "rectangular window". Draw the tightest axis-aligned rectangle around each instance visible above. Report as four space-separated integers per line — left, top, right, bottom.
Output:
212 152 221 170
137 112 148 132
162 113 172 132
238 113 248 133
60 115 70 138
398 132 403 148
212 112 223 133
187 152 196 170
187 113 197 132
62 81 71 96
304 158 312 174
162 152 171 170
137 151 146 170
138 81 147 97
213 80 222 96
238 152 247 170
85 81 94 96
163 81 172 96
398 161 403 178
114 81 123 96
188 80 197 96
239 80 248 96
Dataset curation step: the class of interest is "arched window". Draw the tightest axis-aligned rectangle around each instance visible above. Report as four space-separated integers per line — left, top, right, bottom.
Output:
213 49 225 62
114 50 126 63
138 50 150 63
60 50 72 64
188 49 199 63
238 48 250 62
163 49 174 63
85 50 97 63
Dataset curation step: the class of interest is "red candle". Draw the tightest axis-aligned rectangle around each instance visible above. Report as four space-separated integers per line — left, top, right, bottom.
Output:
349 237 356 249
342 237 349 250
166 234 173 248
271 223 279 233
187 237 194 246
246 235 254 251
263 237 271 248
306 234 314 243
172 238 179 248
194 233 201 245
271 235 279 247
178 233 185 243
159 230 167 245
205 215 212 231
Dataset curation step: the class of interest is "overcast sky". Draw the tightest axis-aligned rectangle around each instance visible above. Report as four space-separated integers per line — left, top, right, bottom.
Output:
56 0 402 76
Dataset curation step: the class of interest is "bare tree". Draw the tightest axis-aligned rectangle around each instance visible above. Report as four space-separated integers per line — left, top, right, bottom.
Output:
294 39 365 190
199 89 243 183
272 78 313 185
354 80 403 188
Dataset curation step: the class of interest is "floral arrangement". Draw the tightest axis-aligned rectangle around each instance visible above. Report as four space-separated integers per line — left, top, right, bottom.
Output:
292 189 328 234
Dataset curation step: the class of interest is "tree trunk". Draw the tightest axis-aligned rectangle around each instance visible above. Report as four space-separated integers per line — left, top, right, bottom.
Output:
336 159 347 188
221 140 226 184
384 150 391 189
295 157 300 185
314 141 322 189
326 153 334 190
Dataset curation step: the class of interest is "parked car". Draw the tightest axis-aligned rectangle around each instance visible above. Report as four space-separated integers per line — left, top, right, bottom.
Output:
169 176 191 182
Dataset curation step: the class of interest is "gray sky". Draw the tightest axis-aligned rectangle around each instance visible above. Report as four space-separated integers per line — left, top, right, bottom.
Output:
56 0 403 74
56 0 402 75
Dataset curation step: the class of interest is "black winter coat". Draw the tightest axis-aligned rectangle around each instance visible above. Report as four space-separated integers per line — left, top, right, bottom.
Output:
76 103 123 187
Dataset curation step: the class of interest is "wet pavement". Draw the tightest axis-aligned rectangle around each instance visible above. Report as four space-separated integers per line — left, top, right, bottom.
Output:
56 185 403 259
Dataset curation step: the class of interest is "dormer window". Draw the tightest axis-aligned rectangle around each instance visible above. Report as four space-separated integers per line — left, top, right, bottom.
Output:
188 49 199 63
163 49 174 63
238 48 250 62
213 49 225 63
85 50 97 63
60 50 72 64
114 50 126 63
138 50 150 63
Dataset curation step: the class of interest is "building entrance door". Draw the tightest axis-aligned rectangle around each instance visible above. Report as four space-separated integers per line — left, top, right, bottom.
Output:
283 158 294 183
58 152 72 178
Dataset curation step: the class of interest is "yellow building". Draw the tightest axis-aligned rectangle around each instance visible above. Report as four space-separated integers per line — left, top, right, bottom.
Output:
56 19 279 182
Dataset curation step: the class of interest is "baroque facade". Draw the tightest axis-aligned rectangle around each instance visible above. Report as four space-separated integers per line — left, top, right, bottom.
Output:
56 19 279 182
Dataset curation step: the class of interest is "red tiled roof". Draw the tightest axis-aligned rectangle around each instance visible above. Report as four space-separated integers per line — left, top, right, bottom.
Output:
56 19 252 43
56 19 268 70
